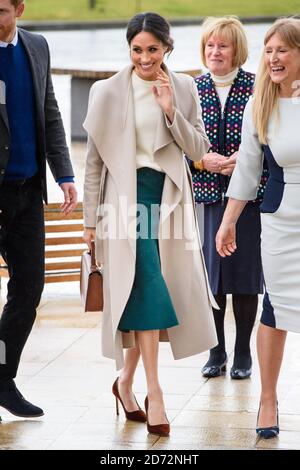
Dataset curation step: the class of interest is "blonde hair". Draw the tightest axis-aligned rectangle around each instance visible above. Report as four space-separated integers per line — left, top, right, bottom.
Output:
253 17 300 144
200 16 248 69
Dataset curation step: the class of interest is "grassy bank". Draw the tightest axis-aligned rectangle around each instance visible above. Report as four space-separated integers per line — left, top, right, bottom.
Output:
22 0 300 21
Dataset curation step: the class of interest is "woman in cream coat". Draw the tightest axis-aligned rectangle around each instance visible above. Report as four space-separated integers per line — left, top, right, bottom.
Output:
83 12 217 436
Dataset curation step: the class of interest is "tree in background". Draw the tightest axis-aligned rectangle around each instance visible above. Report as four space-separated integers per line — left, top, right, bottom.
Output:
88 0 96 8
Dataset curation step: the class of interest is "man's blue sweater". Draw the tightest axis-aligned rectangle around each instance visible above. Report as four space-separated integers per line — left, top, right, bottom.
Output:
0 39 38 180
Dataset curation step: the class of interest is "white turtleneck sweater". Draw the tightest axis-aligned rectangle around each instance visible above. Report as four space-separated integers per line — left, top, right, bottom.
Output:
131 71 163 171
210 68 239 111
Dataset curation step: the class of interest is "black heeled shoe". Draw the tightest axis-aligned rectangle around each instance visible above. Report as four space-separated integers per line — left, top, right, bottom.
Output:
230 355 252 380
256 402 279 439
201 354 228 378
230 366 252 380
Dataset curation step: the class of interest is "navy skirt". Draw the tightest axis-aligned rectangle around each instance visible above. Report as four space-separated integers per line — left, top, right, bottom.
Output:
202 200 264 295
118 168 179 331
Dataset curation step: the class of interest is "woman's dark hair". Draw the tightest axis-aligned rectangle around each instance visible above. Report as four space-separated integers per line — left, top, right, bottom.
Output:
126 12 174 53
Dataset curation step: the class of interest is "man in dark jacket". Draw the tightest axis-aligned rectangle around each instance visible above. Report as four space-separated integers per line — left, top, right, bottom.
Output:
0 0 77 418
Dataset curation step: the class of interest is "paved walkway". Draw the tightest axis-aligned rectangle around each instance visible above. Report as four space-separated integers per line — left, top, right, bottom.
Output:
1 284 300 450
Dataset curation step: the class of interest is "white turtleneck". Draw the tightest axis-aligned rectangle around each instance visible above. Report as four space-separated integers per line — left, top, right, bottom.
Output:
131 71 163 172
210 68 239 111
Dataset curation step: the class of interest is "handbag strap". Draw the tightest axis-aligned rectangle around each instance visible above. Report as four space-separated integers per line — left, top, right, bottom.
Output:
99 165 108 207
90 241 98 271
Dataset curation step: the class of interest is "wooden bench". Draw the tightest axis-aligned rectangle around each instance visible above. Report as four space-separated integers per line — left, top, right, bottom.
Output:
0 202 85 284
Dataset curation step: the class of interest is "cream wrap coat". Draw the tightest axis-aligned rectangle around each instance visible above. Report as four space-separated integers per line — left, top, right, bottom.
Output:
83 64 218 369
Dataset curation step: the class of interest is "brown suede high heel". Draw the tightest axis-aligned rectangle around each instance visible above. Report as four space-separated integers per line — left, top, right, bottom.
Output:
145 396 170 437
112 377 146 422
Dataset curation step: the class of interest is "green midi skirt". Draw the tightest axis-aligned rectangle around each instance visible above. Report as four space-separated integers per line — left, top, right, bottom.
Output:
118 167 179 331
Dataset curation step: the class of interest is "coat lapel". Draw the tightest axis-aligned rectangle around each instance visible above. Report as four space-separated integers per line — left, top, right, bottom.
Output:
18 29 41 83
153 103 174 155
18 29 44 126
84 65 137 255
0 72 9 130
153 64 177 154
153 67 183 215
0 104 9 131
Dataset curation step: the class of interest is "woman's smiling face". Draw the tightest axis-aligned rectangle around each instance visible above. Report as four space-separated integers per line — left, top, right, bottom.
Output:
130 31 167 81
265 32 300 96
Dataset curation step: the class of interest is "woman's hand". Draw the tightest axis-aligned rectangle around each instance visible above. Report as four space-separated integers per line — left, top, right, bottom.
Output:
83 228 96 250
220 152 237 176
153 70 175 123
202 152 228 173
215 222 237 257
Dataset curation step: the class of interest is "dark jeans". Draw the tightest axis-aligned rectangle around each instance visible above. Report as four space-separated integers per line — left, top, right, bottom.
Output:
0 176 45 387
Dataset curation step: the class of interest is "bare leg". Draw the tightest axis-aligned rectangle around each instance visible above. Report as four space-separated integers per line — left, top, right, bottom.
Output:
118 335 141 412
257 323 287 427
137 329 168 425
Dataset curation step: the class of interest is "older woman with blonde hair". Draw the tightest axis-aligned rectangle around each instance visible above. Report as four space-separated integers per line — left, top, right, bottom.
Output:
216 17 300 438
190 16 267 380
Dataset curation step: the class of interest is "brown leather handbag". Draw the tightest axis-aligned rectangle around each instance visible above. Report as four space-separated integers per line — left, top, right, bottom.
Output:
80 241 103 312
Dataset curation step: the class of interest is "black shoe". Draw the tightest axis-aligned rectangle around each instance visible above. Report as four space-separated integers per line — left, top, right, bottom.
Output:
256 402 279 439
230 366 252 380
230 355 252 380
201 354 228 378
0 380 44 418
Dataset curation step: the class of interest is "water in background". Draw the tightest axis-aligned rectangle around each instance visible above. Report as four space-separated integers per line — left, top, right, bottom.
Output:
45 23 268 71
43 23 270 142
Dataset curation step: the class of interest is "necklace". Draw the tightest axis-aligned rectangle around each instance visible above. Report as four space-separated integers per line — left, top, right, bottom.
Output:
213 80 234 87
